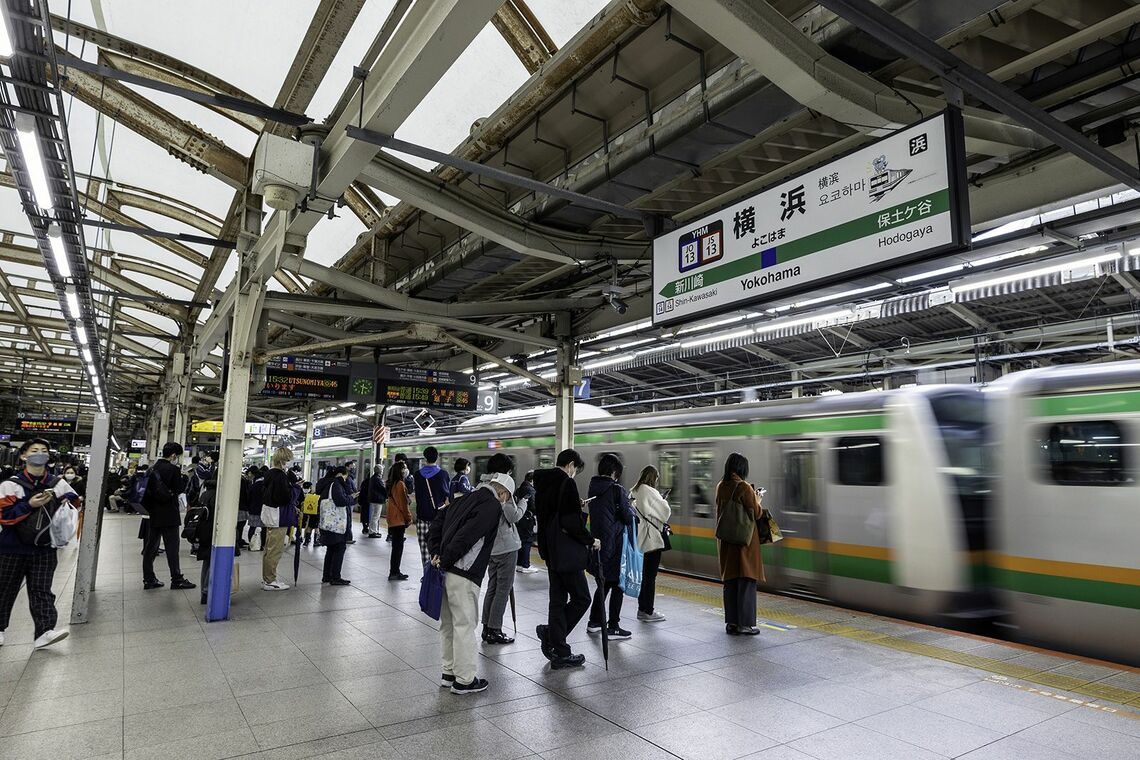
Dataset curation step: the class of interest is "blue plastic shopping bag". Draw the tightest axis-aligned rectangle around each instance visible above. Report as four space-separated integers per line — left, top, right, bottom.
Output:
619 523 644 598
419 565 445 620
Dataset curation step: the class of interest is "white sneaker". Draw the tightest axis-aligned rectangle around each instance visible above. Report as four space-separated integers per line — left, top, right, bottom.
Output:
520 566 539 574
33 629 68 649
0 630 5 646
637 610 666 623
586 624 602 634
261 581 290 591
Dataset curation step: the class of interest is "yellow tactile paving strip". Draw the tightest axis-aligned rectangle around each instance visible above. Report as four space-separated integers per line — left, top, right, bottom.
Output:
651 572 1140 713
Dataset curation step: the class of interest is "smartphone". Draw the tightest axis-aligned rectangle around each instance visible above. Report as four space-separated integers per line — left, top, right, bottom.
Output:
660 488 671 499
757 487 768 497
582 496 596 503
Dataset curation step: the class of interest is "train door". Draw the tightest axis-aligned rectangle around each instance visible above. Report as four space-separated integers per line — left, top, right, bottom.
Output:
655 445 718 575
775 439 827 596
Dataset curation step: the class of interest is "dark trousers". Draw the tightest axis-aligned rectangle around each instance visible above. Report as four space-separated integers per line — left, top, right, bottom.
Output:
388 526 406 576
723 577 757 628
143 524 183 582
516 541 533 568
589 579 624 628
360 504 371 530
0 551 58 638
235 521 247 545
323 542 346 582
639 549 663 613
546 569 591 658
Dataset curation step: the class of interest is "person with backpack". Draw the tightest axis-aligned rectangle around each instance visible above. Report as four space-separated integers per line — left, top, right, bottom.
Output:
142 442 196 591
412 446 451 569
451 458 475 500
246 466 268 551
260 447 298 591
0 439 77 649
534 449 596 670
586 453 635 641
385 461 412 580
514 471 538 574
429 473 515 695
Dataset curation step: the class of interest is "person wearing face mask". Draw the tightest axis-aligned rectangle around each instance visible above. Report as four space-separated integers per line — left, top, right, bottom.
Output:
61 465 85 500
533 449 597 670
428 472 515 695
315 466 353 585
0 439 78 649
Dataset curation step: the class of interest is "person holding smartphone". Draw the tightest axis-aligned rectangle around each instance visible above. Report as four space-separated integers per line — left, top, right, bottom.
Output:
715 452 765 635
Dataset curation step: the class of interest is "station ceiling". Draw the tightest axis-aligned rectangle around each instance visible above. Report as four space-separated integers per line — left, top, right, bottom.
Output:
3 0 1140 443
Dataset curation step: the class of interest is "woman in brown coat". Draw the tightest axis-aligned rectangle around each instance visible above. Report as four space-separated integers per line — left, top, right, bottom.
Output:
386 462 413 581
715 452 764 636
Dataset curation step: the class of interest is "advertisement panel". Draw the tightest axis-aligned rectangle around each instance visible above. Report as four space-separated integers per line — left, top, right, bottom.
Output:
652 111 968 326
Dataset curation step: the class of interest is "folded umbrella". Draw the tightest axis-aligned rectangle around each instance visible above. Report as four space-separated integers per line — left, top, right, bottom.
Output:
594 546 608 671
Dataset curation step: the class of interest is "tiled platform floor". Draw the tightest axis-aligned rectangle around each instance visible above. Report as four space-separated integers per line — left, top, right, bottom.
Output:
0 514 1136 760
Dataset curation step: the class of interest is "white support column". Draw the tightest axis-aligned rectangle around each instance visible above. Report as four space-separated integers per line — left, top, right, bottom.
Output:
70 412 112 625
554 341 577 452
172 349 191 449
303 412 315 482
791 370 803 399
207 192 265 622
146 399 162 462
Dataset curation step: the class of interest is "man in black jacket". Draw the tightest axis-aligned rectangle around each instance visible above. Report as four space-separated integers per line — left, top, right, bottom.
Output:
142 442 195 591
428 473 514 695
533 449 597 669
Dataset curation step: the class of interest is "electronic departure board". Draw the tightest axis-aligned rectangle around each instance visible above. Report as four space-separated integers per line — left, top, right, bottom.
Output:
16 415 77 434
376 365 478 411
260 357 375 403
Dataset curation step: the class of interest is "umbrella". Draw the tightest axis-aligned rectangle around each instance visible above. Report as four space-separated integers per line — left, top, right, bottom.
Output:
508 587 517 639
594 547 608 671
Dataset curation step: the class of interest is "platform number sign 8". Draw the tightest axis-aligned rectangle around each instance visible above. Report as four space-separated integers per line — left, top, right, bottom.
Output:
677 220 724 273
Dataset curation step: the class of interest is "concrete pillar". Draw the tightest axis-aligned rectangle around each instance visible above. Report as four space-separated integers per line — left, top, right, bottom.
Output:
171 349 191 449
554 341 575 452
791 370 803 399
207 192 264 622
147 398 163 461
264 434 274 466
71 412 112 625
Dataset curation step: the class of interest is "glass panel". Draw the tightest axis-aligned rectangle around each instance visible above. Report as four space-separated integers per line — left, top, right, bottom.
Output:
474 455 515 480
537 449 555 470
783 445 817 511
689 449 717 518
658 449 680 514
832 436 884 486
1038 421 1131 486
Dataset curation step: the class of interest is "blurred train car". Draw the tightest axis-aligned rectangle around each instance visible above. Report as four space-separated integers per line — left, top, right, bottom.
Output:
987 361 1140 664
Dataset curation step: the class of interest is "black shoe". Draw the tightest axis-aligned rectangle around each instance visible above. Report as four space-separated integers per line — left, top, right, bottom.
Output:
451 677 489 695
170 578 197 590
330 578 351 586
440 673 456 688
606 626 631 640
143 579 164 590
200 596 207 605
234 548 241 557
726 624 740 636
346 539 356 545
536 625 553 660
385 535 392 542
482 628 514 645
738 626 761 636
321 577 330 583
388 573 409 581
551 653 585 670
237 541 250 549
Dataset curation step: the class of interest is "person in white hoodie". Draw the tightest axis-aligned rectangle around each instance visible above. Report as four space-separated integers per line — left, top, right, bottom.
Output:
631 465 672 623
479 455 526 644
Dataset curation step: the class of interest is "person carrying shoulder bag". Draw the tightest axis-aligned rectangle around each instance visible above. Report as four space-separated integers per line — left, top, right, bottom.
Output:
715 452 765 636
631 465 671 623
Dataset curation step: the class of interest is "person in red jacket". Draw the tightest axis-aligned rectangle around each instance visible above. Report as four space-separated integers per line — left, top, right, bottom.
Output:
0 439 79 649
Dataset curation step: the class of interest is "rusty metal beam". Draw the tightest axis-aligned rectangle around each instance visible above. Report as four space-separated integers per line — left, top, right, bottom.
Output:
103 187 224 237
55 62 248 189
493 0 558 75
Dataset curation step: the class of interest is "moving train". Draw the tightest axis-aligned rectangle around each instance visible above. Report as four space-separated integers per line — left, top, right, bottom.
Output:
325 361 1139 665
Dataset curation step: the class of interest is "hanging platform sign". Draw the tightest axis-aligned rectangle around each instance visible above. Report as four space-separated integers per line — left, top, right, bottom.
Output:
260 357 375 403
652 110 969 326
16 414 77 434
377 365 478 411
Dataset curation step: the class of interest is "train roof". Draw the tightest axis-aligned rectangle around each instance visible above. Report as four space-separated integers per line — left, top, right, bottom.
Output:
987 359 1140 397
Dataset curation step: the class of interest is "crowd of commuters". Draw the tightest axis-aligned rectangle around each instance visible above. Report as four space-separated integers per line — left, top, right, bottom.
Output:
0 438 769 692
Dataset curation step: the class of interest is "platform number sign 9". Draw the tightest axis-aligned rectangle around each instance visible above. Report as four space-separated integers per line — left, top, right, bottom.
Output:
478 387 499 414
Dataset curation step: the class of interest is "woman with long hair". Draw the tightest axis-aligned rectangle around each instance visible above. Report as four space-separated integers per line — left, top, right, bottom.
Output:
631 465 671 622
260 447 296 591
385 461 412 580
716 452 764 635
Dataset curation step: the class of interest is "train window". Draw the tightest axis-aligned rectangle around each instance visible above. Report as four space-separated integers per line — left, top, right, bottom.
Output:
658 450 680 513
474 455 516 480
690 449 716 518
537 449 555 470
833 436 885 486
1040 421 1132 486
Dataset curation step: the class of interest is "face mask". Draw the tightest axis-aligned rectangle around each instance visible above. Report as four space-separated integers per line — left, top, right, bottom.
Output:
64 473 76 482
25 453 50 467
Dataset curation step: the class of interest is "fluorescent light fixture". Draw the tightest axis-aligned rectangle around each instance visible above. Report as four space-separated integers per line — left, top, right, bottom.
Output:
46 224 70 278
12 113 53 210
791 282 891 308
680 328 754 349
676 314 749 335
63 287 80 319
0 11 13 57
80 347 92 363
754 310 846 336
75 325 88 345
601 337 654 351
591 319 651 342
949 251 1121 293
897 263 966 284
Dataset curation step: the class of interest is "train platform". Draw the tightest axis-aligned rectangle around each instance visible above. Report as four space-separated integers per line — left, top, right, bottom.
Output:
0 514 1136 760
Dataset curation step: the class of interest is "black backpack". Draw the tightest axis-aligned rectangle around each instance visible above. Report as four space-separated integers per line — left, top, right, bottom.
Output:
6 476 62 547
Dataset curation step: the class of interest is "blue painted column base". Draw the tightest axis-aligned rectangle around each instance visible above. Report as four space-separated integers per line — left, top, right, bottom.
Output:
205 545 235 621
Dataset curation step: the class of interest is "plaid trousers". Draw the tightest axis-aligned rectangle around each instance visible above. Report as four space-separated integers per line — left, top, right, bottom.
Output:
416 519 431 569
0 551 58 638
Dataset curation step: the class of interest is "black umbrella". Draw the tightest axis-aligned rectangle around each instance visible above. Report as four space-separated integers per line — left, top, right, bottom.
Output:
292 531 302 585
508 587 517 638
594 547 608 670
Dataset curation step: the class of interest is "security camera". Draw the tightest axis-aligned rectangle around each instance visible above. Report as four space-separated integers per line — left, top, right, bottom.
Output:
610 297 628 315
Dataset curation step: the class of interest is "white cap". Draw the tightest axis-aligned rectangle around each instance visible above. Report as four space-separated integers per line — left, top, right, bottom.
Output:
486 472 516 495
